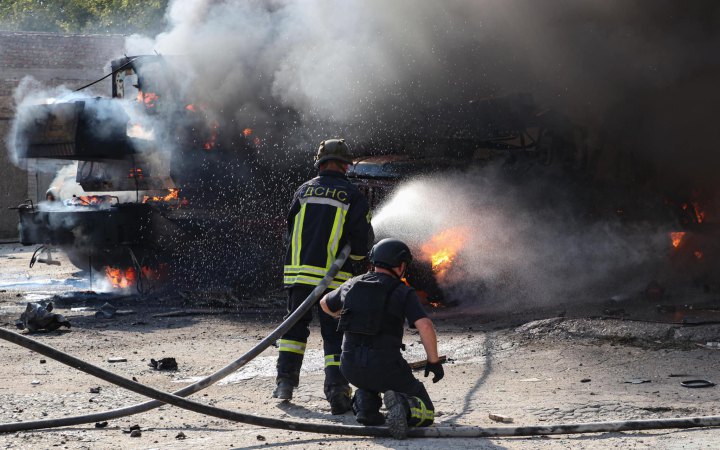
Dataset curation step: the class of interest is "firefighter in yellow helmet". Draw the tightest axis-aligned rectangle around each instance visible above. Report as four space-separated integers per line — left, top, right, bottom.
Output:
274 139 374 415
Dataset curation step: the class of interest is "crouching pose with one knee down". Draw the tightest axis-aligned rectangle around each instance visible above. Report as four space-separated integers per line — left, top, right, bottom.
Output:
320 238 444 438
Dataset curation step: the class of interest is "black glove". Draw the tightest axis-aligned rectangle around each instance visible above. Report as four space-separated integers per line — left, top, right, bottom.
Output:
424 360 444 383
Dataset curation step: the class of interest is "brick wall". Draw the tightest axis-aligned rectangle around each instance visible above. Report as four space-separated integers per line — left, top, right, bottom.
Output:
0 31 125 240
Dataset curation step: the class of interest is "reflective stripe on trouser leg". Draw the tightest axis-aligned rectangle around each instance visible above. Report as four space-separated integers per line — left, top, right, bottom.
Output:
278 339 306 355
324 354 341 367
323 354 348 398
276 350 304 386
407 396 434 427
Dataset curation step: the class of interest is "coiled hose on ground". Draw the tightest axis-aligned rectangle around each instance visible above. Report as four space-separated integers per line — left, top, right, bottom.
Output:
2 325 720 438
1 243 720 438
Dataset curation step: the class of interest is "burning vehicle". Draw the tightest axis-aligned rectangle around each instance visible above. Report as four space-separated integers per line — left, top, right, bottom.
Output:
12 56 287 293
346 93 719 304
344 94 587 302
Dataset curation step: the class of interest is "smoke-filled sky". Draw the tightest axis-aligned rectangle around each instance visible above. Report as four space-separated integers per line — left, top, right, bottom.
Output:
11 0 720 180
126 0 719 119
121 0 720 186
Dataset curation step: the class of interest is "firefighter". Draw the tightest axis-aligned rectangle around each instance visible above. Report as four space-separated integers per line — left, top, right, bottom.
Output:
319 238 444 439
274 138 373 415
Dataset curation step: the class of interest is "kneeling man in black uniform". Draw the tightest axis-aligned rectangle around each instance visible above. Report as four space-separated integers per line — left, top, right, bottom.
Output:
320 238 444 439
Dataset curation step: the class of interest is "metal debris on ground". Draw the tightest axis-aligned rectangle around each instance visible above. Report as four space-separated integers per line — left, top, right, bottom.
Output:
94 421 108 428
89 387 101 394
95 302 117 319
51 291 136 308
15 302 70 332
149 357 178 371
175 432 186 440
107 357 127 363
696 341 720 350
680 379 716 388
625 378 651 384
488 413 514 423
123 424 141 434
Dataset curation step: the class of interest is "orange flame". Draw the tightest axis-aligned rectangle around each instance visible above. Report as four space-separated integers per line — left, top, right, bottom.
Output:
105 266 136 289
204 121 219 151
67 195 110 206
670 231 686 248
421 227 469 280
691 201 705 224
400 278 437 307
243 128 253 136
185 103 208 112
142 188 179 204
105 266 164 289
137 91 159 108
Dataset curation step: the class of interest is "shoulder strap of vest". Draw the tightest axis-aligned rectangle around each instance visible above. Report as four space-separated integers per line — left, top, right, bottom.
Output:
381 277 404 312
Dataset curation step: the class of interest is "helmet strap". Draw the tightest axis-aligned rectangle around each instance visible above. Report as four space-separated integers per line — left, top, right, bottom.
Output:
395 262 407 279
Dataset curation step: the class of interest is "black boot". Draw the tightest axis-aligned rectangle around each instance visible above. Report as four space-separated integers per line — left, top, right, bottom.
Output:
272 379 294 400
275 350 303 399
327 385 352 415
353 390 385 426
383 390 409 439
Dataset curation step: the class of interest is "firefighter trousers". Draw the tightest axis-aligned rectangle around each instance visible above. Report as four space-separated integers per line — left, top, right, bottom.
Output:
340 346 435 427
276 285 348 397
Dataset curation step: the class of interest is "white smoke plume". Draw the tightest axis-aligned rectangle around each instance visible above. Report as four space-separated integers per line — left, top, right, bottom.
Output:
9 75 174 189
373 168 669 310
42 163 144 208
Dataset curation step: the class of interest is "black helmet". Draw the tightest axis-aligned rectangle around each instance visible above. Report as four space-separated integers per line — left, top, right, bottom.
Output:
369 238 413 269
314 138 353 168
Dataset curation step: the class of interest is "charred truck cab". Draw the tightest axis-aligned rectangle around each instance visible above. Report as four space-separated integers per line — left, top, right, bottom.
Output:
13 56 284 292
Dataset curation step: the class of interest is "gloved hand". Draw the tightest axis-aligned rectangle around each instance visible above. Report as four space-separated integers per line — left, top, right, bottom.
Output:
424 360 444 383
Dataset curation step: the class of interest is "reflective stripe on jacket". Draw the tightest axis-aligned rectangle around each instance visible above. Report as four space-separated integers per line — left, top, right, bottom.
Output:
283 170 373 288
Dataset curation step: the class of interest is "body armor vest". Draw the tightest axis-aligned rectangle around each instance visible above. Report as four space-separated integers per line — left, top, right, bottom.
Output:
337 278 402 336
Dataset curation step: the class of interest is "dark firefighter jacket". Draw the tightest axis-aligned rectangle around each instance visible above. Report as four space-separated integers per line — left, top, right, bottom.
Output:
283 170 373 289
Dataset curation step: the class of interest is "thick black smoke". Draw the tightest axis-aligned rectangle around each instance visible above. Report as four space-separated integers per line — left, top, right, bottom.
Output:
123 1 720 186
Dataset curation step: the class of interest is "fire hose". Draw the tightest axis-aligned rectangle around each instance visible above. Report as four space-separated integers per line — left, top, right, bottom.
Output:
3 326 720 439
2 247 720 438
0 243 352 433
